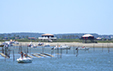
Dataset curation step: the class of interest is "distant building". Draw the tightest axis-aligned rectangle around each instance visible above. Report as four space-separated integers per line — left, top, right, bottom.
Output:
38 34 57 42
81 34 96 43
28 37 37 40
96 37 102 40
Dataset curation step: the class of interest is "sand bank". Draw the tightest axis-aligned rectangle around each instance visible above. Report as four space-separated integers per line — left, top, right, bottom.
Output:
18 42 113 48
0 42 113 48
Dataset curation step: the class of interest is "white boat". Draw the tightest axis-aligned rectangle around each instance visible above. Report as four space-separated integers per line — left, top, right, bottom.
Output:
2 41 13 47
31 44 37 48
78 46 89 50
27 42 37 48
38 43 44 46
44 43 50 47
52 45 70 50
17 57 32 63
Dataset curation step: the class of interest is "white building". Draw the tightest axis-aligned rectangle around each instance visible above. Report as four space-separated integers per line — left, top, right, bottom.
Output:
38 34 57 42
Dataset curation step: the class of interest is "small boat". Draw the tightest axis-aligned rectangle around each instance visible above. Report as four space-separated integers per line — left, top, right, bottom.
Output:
38 43 44 46
27 42 37 48
78 46 89 50
31 44 37 48
44 43 50 47
17 57 32 63
52 45 70 50
27 42 33 47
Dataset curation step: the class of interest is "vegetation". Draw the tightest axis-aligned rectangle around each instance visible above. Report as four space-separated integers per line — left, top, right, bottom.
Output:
0 39 113 43
0 33 113 43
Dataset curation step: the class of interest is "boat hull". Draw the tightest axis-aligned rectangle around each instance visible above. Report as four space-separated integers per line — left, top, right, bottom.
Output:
17 57 32 63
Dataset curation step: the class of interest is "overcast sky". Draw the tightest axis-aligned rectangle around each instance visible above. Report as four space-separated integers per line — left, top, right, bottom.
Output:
0 0 113 35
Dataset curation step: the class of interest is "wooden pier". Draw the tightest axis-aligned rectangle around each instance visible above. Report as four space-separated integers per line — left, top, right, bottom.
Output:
27 54 33 58
32 54 41 58
36 53 46 57
0 53 9 58
41 53 54 57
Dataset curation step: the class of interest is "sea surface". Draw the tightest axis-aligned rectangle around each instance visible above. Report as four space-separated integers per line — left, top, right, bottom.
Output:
0 46 113 71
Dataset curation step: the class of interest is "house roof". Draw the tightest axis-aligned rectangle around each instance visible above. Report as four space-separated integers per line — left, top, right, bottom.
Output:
82 34 94 37
42 34 54 36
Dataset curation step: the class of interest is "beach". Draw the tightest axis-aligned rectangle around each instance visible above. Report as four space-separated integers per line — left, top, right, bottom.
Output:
1 42 113 48
2 42 112 48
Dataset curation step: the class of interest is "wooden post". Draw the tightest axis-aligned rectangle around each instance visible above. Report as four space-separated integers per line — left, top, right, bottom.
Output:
30 46 31 54
73 46 75 54
93 44 95 51
42 46 45 53
57 45 59 58
107 44 110 53
76 47 78 57
58 47 60 58
13 50 15 61
51 50 53 56
102 43 103 52
66 47 68 54
2 47 4 53
27 45 28 54
60 48 62 58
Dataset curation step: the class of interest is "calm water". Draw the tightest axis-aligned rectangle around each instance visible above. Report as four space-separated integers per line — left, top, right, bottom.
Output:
0 46 113 71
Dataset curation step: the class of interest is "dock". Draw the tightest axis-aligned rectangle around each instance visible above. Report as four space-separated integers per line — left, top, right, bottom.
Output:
32 54 41 58
41 53 54 57
36 53 46 57
0 53 9 58
27 54 33 58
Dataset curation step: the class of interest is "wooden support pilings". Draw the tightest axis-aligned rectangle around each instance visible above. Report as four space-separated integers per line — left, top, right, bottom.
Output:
107 44 110 53
73 46 75 54
42 46 45 53
0 53 9 58
13 50 15 61
36 53 46 57
60 48 62 58
76 47 78 57
93 44 95 51
51 50 54 57
27 54 33 58
32 54 41 58
41 53 54 57
66 47 68 54
27 44 29 54
102 44 103 52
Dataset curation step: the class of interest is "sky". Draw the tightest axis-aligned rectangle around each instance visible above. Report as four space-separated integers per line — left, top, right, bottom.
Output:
0 0 113 35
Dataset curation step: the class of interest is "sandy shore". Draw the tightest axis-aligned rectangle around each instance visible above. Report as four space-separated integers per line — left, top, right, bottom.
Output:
0 42 113 48
14 42 113 48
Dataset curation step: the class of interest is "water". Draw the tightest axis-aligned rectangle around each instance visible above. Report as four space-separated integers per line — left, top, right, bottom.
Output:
0 47 113 71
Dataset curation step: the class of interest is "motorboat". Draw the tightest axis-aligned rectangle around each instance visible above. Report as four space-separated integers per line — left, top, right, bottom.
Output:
28 44 37 48
27 42 37 48
14 41 19 44
17 57 32 63
51 45 70 50
78 46 89 50
31 44 37 48
38 43 44 46
2 41 13 47
44 43 50 47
